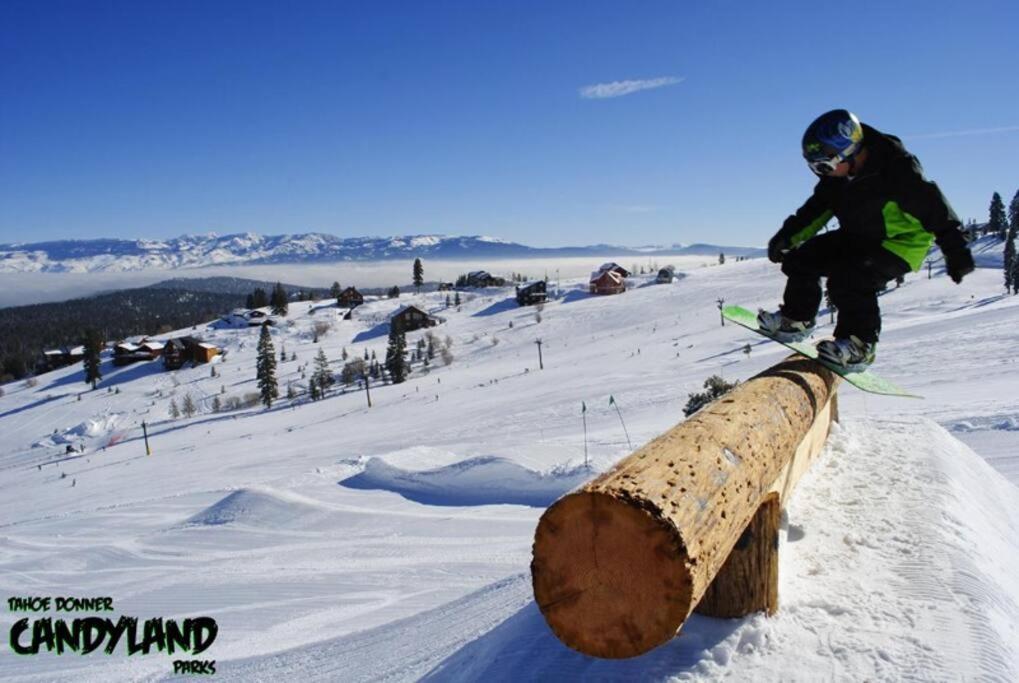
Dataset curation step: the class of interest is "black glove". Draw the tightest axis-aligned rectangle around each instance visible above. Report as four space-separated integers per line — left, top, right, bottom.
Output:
944 247 974 284
768 232 792 263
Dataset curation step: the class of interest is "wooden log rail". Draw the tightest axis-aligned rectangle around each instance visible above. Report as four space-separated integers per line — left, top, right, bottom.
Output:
531 355 840 659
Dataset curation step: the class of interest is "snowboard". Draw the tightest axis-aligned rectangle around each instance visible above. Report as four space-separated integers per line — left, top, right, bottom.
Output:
721 305 921 398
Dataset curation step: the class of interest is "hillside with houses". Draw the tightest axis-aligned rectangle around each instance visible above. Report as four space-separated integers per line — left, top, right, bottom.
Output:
0 241 1017 680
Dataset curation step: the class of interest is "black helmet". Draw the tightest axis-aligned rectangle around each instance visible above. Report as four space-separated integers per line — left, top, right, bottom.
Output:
802 109 864 175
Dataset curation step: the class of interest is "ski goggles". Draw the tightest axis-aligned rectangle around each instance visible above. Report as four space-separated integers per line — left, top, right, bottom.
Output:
806 154 843 176
805 142 860 176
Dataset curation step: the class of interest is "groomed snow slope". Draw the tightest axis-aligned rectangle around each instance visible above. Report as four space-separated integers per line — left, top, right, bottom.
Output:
217 419 1019 683
1 243 1018 681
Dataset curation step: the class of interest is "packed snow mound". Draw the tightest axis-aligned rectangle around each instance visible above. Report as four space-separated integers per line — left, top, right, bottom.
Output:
32 413 123 448
184 487 332 528
340 455 593 507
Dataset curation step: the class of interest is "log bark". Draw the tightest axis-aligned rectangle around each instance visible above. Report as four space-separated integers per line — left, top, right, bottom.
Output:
531 355 838 659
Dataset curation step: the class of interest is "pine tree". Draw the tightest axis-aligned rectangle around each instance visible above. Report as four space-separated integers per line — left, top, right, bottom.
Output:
330 281 342 301
212 396 222 413
312 347 333 396
1006 238 1016 292
280 344 286 362
413 258 424 292
169 398 180 419
251 288 269 308
1007 190 1019 293
989 192 1008 240
385 324 408 384
270 282 289 316
1009 190 1019 242
82 328 103 389
454 292 461 307
341 346 348 361
181 394 196 418
256 324 279 408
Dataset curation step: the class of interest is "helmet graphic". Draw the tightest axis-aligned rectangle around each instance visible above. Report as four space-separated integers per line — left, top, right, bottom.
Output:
802 109 864 175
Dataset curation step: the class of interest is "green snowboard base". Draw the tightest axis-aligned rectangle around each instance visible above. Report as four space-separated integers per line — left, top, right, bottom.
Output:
722 305 921 398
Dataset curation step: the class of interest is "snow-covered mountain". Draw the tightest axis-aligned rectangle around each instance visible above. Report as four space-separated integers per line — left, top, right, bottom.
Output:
0 232 764 273
1 242 1016 680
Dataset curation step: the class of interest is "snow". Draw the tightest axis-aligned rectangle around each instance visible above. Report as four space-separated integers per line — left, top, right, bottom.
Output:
1 241 1018 680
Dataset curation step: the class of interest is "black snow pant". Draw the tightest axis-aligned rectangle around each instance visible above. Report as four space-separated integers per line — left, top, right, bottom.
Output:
780 231 911 343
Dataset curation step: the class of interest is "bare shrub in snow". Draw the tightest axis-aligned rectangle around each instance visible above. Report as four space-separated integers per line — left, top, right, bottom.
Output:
341 359 367 385
313 321 332 339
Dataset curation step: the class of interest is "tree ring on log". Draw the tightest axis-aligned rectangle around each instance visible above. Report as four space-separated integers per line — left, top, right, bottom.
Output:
531 490 693 659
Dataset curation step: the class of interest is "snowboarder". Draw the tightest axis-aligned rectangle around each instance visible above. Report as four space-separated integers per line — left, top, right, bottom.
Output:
758 109 974 370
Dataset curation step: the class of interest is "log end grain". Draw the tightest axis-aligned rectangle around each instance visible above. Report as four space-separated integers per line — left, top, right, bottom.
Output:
531 490 693 659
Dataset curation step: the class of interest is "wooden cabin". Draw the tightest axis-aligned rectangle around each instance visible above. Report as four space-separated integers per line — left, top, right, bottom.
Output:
589 270 626 295
466 271 506 288
113 340 164 366
162 337 218 369
338 287 365 307
140 340 165 358
194 342 219 364
598 262 631 278
38 346 86 372
516 280 548 306
113 342 145 366
162 339 186 370
246 310 273 326
390 305 439 333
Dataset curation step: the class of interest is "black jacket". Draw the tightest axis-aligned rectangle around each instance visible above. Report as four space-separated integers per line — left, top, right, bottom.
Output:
777 124 966 270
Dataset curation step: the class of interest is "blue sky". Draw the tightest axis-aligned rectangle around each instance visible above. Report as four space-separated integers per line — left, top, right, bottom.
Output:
2 0 1018 248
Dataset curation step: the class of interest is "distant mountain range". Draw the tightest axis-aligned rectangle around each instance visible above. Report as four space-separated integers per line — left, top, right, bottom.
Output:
0 233 764 273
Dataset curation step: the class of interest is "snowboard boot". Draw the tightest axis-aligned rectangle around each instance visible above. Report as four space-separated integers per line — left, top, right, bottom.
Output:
816 336 876 373
756 309 816 343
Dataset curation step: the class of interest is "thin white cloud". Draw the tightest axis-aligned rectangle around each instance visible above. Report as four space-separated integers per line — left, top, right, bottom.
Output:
906 125 1019 140
579 76 684 99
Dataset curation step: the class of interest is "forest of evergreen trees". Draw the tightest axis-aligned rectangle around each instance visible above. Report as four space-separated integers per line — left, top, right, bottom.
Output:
0 288 245 382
